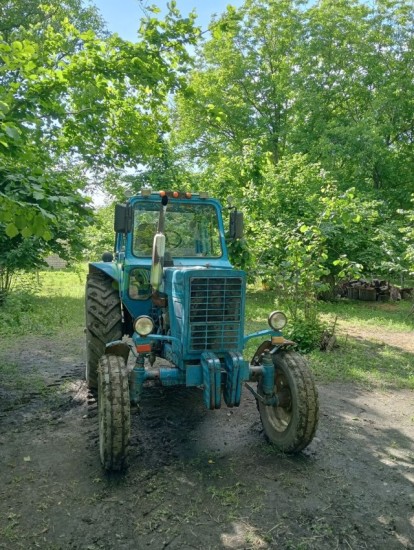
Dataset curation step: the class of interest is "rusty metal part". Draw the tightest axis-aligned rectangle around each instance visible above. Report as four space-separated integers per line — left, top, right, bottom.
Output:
251 340 272 366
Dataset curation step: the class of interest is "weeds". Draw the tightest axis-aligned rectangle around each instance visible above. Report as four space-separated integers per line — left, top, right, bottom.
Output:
208 482 245 507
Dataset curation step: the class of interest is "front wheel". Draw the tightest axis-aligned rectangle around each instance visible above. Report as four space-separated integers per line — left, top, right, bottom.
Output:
98 354 130 470
257 350 319 453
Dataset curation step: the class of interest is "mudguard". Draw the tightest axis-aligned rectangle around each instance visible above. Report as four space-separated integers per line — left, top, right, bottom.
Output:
104 341 130 363
89 262 120 281
251 338 297 365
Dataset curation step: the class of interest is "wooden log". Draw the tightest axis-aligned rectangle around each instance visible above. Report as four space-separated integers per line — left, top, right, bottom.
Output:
359 288 376 301
401 288 413 300
348 288 360 300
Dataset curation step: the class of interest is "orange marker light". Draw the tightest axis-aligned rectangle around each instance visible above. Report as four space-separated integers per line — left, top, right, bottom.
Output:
185 192 192 198
159 190 166 197
173 191 179 198
136 344 152 353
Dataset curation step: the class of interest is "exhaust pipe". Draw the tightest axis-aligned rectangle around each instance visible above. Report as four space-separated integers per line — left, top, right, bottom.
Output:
150 194 168 292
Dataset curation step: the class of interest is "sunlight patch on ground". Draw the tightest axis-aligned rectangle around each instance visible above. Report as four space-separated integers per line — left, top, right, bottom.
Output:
221 521 268 549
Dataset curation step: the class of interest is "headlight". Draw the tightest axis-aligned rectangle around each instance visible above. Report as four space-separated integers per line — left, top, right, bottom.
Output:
268 311 287 330
134 316 154 336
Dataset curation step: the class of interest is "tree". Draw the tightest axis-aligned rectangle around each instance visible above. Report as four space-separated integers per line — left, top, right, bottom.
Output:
172 0 413 285
173 0 303 191
83 204 115 262
0 0 200 298
174 0 414 202
292 0 414 202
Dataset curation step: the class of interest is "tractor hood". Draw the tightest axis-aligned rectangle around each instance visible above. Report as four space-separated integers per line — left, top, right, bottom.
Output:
164 266 247 361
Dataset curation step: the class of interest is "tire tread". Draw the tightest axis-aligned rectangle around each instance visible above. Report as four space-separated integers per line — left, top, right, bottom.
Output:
85 273 122 389
98 354 130 470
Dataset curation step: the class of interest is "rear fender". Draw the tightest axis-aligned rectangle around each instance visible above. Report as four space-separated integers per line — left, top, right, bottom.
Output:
89 262 120 281
88 262 134 335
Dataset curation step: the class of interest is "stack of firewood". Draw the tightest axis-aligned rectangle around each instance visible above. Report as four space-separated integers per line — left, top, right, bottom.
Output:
339 280 413 302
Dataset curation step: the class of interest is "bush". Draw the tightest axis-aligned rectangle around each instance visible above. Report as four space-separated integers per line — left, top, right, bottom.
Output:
286 317 325 353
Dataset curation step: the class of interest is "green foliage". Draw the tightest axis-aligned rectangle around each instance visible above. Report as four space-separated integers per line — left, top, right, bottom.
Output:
0 236 46 298
0 0 198 237
172 0 414 316
242 155 400 309
398 195 414 274
226 238 252 274
175 0 414 204
83 204 115 261
0 0 199 292
286 317 326 354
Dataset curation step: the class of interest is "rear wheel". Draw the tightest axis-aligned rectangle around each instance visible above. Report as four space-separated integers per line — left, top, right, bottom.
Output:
85 273 122 390
98 354 130 471
257 350 319 453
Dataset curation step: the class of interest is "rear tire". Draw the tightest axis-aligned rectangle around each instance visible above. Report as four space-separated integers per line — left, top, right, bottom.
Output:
257 351 319 453
98 354 130 471
85 273 122 390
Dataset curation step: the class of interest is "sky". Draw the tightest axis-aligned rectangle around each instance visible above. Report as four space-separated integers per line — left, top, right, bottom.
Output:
92 0 244 41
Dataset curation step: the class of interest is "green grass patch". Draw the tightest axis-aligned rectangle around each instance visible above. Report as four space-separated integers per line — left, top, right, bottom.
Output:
0 266 86 337
309 337 414 389
0 363 48 394
318 298 413 332
244 289 414 389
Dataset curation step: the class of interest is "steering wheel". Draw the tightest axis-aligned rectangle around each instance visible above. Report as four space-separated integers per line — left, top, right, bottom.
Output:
165 229 183 249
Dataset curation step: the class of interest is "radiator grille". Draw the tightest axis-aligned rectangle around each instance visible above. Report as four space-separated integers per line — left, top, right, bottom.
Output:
189 277 243 352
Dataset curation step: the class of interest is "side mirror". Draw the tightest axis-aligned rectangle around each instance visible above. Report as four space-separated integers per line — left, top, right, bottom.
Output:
114 204 131 233
229 210 243 239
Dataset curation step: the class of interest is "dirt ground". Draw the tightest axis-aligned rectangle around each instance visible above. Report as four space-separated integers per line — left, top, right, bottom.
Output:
0 330 413 550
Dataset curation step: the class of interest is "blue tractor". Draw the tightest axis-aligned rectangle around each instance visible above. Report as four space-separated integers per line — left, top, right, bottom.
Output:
85 189 319 470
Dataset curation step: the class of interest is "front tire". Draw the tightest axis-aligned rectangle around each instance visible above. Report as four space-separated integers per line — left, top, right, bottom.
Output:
85 273 122 390
257 350 319 453
98 354 130 471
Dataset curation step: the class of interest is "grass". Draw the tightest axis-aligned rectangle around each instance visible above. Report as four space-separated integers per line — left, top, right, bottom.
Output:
309 338 414 389
0 268 413 390
317 298 413 332
312 297 414 389
0 268 87 409
0 363 49 394
0 266 86 337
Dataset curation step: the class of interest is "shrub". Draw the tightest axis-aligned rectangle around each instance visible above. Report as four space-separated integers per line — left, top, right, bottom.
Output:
286 317 326 354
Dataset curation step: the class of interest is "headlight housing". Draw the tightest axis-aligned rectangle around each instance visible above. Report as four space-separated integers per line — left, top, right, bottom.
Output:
134 316 154 336
268 311 287 331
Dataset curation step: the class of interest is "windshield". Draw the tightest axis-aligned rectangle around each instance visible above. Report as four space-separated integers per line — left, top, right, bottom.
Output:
132 202 222 258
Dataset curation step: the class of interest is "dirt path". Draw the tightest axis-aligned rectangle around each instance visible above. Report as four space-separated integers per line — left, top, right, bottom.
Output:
0 334 413 549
